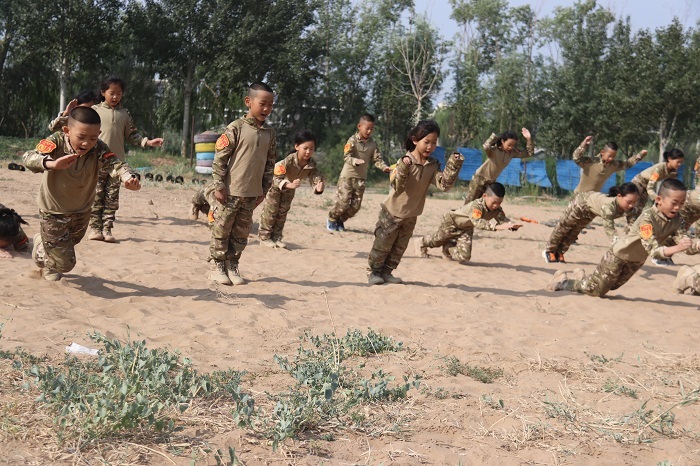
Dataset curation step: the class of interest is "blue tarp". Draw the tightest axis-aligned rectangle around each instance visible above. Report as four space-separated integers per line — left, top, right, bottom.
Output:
454 147 483 181
555 160 580 192
523 160 552 188
496 158 522 187
624 162 653 183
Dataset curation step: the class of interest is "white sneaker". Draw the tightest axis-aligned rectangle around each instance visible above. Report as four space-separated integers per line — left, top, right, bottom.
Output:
651 257 676 266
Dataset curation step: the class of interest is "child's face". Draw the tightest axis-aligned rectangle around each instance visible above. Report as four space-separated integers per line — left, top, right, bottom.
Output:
667 157 684 171
64 121 101 156
617 193 639 211
101 84 123 108
501 138 517 152
296 141 315 162
411 131 438 159
245 91 274 122
357 121 375 140
482 194 503 211
600 147 617 163
655 189 686 218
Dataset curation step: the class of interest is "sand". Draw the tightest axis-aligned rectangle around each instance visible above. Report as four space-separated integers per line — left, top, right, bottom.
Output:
1 167 699 465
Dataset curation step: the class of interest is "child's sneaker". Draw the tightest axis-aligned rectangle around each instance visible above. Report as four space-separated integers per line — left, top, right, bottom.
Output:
381 272 403 284
546 270 569 291
209 260 232 285
337 221 345 232
326 219 338 232
556 252 566 263
32 233 45 268
414 238 429 258
43 269 62 281
88 228 104 241
367 273 385 285
227 261 246 285
542 250 559 263
274 239 288 249
259 237 277 248
652 257 676 266
103 228 116 243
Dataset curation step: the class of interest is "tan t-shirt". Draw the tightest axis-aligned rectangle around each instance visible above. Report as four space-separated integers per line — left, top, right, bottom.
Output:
92 102 147 160
573 144 643 193
474 133 534 181
338 133 389 179
22 132 134 214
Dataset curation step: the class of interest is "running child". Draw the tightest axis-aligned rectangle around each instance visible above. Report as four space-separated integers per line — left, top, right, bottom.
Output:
48 90 99 132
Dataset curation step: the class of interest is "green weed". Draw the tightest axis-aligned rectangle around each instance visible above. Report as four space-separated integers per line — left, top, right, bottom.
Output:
441 356 503 383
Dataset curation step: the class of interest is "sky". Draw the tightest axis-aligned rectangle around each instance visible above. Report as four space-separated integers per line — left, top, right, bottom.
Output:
409 0 699 101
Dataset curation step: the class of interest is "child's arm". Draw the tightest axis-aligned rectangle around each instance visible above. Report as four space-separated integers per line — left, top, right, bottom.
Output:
572 136 593 167
372 146 391 173
514 128 535 159
391 155 412 194
124 109 163 148
212 126 240 202
23 135 77 172
645 166 664 199
48 99 78 132
482 133 498 158
638 217 690 259
622 150 647 169
308 165 324 194
272 156 291 190
432 152 465 192
100 145 141 191
343 137 361 166
493 209 522 230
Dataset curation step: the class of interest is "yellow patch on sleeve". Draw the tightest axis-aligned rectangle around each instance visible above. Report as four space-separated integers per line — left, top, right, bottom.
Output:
343 143 351 153
36 139 57 154
274 164 286 176
472 209 483 219
639 223 653 240
215 134 230 151
650 172 660 181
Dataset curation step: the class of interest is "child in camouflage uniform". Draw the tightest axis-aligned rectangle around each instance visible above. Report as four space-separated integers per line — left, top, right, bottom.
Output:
48 90 99 132
367 120 463 285
542 183 639 263
190 181 218 227
547 179 699 297
415 182 521 263
23 107 140 281
464 128 534 203
258 130 323 248
209 82 277 286
0 205 29 259
571 137 646 193
327 114 391 231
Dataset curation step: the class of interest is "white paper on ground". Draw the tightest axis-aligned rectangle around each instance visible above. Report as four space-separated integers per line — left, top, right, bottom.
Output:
65 342 99 356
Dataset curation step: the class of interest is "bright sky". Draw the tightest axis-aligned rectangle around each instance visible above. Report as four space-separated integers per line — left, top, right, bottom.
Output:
409 0 699 101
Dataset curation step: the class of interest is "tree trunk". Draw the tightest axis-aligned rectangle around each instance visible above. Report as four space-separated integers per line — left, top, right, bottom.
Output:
59 55 69 112
181 61 194 158
657 114 677 162
0 26 14 83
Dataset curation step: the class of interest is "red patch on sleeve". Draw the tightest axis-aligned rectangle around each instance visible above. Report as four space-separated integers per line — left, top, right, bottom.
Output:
215 134 229 151
650 173 660 181
639 223 653 240
36 139 56 154
343 143 351 153
472 209 483 219
274 164 286 176
102 152 117 159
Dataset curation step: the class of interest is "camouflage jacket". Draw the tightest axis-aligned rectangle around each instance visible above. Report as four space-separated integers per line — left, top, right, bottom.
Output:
474 133 535 181
448 197 509 231
631 162 678 199
338 133 389 180
573 144 644 193
272 152 323 192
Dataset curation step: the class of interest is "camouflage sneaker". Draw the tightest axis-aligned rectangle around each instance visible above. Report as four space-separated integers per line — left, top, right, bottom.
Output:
414 237 429 258
88 228 104 241
542 250 559 263
326 219 338 232
337 221 346 232
546 270 569 292
189 203 200 220
367 273 385 286
556 252 566 263
227 261 246 285
274 239 288 249
43 268 62 281
381 272 403 284
32 233 45 268
673 265 695 294
652 257 676 266
259 237 277 248
103 228 116 243
209 260 232 285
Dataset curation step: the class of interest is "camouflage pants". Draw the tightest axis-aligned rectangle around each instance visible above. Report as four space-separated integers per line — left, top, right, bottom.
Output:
423 214 473 262
679 203 700 237
546 194 596 254
625 189 649 228
328 176 366 222
37 209 91 273
258 186 295 240
209 196 256 263
367 207 417 274
464 175 490 204
561 250 645 297
90 164 121 230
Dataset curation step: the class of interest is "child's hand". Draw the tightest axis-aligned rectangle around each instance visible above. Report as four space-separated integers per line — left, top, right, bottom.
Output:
147 138 164 147
521 128 531 139
63 99 79 116
315 180 324 192
46 154 78 170
636 150 648 160
401 156 412 165
509 223 523 231
0 249 12 259
214 188 227 203
678 237 693 252
354 159 365 165
383 167 392 173
582 135 593 146
124 176 141 191
288 179 301 189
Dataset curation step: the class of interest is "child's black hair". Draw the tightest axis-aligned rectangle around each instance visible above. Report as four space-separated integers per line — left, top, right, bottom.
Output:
359 113 375 124
248 81 274 97
98 76 125 102
405 120 440 151
75 90 99 105
293 130 316 147
485 182 506 198
658 178 686 197
495 130 518 149
663 148 685 162
0 207 28 242
69 107 101 126
608 182 638 197
603 141 618 151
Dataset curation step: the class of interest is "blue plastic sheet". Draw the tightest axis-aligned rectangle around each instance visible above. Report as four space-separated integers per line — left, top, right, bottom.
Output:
432 147 483 181
496 158 522 187
555 160 580 192
600 173 617 193
624 162 653 183
523 160 552 188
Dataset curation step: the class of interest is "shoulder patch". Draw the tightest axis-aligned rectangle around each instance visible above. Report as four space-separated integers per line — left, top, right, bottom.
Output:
215 134 230 151
343 143 351 153
36 139 57 154
650 172 660 181
472 209 483 219
639 223 653 240
274 164 286 176
103 152 117 159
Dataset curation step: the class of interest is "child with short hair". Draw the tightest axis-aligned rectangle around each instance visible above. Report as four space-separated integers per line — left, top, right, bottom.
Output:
258 130 324 248
548 179 699 297
89 76 164 243
209 82 277 285
415 182 521 263
542 182 639 263
23 107 140 281
366 120 463 285
464 128 534 203
189 182 217 226
48 90 100 132
0 205 29 259
572 137 646 193
327 114 391 231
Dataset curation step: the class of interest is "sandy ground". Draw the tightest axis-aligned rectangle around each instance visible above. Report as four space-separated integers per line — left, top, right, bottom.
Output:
1 167 699 465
